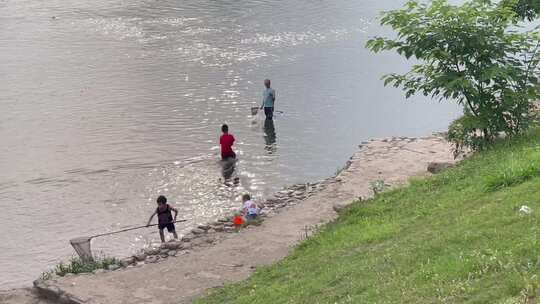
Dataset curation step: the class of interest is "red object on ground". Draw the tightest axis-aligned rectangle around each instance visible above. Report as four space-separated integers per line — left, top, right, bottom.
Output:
233 215 244 226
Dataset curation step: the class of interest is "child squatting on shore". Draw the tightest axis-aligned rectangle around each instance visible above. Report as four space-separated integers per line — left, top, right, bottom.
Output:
147 195 179 242
242 194 260 220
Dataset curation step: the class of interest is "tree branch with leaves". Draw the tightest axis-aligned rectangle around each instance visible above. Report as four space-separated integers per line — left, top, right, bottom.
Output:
366 0 540 154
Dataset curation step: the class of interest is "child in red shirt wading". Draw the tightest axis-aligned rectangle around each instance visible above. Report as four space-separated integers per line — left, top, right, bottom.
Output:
220 124 236 160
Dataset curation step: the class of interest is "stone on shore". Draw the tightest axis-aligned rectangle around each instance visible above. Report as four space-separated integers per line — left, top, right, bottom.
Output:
211 225 224 232
119 257 136 267
145 256 159 264
182 235 194 242
427 162 454 174
191 228 206 235
161 240 183 250
333 201 352 213
197 224 211 231
223 226 235 233
144 248 160 256
218 217 230 223
107 264 121 271
133 253 147 262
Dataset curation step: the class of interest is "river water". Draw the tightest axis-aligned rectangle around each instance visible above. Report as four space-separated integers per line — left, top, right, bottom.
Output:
0 0 460 289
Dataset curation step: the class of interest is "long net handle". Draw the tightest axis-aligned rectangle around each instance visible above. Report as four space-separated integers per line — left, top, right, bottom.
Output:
90 219 187 239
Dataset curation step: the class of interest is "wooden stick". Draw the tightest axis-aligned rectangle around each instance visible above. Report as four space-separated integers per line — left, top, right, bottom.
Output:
90 220 187 239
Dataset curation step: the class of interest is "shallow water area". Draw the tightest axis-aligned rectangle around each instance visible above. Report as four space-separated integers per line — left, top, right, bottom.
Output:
0 0 459 288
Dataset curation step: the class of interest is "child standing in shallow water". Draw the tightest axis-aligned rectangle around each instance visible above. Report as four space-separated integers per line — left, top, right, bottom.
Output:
147 195 179 242
220 124 236 160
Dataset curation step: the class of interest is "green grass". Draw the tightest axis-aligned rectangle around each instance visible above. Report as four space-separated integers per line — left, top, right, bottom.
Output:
40 256 119 280
197 129 540 304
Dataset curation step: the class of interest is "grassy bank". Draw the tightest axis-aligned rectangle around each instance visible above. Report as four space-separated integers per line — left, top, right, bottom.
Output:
198 129 540 303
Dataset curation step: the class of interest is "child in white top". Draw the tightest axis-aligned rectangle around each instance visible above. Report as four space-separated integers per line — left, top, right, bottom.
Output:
242 194 259 220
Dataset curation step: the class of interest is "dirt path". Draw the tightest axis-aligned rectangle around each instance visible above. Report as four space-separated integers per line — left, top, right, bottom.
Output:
29 136 455 304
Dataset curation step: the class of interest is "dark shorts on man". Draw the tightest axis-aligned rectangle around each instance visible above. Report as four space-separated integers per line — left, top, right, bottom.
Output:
264 107 274 120
221 151 236 161
159 223 176 232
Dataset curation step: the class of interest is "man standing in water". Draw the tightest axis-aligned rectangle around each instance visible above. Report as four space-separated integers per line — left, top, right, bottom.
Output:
260 79 276 120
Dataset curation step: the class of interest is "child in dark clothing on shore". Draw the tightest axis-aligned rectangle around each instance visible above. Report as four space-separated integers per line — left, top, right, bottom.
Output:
147 195 178 242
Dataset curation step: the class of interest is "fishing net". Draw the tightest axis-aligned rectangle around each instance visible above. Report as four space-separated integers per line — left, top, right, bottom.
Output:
67 220 186 262
70 237 94 262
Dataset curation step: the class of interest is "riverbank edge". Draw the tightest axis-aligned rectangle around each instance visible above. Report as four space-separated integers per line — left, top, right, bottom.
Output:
3 133 457 304
30 174 350 303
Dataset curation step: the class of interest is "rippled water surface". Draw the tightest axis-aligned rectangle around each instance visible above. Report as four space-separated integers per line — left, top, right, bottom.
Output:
0 0 460 288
